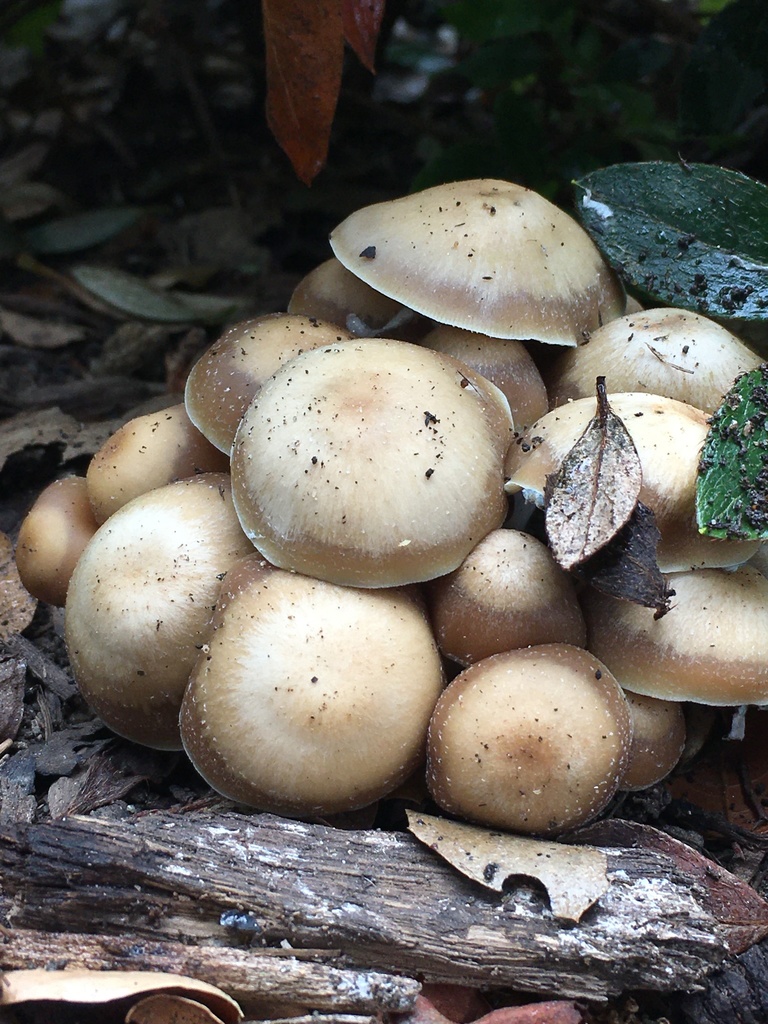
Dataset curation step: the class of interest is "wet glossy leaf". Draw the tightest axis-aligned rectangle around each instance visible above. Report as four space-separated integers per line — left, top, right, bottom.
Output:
407 811 609 923
262 0 344 185
696 364 768 540
22 207 142 255
545 378 642 570
575 162 768 320
342 0 385 72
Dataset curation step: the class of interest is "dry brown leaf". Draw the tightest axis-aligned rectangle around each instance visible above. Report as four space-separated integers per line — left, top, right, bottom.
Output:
342 0 386 73
0 407 116 475
407 811 608 923
126 993 230 1024
545 377 641 570
0 532 36 640
0 970 242 1023
0 307 86 349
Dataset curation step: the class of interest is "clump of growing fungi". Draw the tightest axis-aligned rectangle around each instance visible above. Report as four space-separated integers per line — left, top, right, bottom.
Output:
13 176 765 835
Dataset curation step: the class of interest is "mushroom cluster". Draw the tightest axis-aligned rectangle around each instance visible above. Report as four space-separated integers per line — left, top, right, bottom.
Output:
15 178 766 835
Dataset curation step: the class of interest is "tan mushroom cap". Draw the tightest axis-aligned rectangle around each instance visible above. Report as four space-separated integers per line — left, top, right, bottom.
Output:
426 528 586 666
288 256 412 334
231 338 514 588
420 324 548 430
505 392 760 571
65 474 254 749
547 308 762 412
16 476 98 606
329 179 625 345
86 403 228 524
426 643 632 835
180 556 445 816
582 565 768 706
620 691 686 791
184 313 354 453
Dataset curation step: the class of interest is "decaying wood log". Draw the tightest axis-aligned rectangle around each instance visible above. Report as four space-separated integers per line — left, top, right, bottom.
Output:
0 928 417 1017
0 808 765 1005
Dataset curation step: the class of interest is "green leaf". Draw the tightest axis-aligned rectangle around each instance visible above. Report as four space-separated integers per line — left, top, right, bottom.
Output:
696 363 768 540
71 265 243 324
22 207 142 255
574 161 768 320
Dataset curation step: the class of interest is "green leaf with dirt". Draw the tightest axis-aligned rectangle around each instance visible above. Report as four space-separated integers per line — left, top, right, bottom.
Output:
574 161 768 320
696 363 768 540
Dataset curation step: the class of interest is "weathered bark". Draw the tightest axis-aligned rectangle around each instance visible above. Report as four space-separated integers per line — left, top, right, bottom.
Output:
0 808 762 1003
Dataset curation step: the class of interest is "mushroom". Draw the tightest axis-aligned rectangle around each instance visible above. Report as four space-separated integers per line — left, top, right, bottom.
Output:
15 476 98 606
426 643 632 835
180 556 445 816
329 179 625 345
65 474 254 749
619 691 686 791
546 308 762 411
581 564 768 705
288 256 427 338
230 337 514 587
420 324 549 430
426 528 586 666
184 313 354 453
505 392 760 570
86 403 228 524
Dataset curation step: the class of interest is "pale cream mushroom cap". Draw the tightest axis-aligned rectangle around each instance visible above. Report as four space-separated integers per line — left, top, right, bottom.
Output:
180 556 445 816
420 324 548 430
86 403 228 524
329 179 625 345
65 474 254 749
231 338 514 587
184 313 354 453
426 528 586 665
547 308 762 411
16 476 98 607
505 392 760 570
426 643 632 835
582 564 768 705
620 691 686 791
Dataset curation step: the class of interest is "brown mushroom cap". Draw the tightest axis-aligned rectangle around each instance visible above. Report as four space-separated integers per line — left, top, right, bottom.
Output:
180 557 445 816
329 179 625 345
620 691 686 791
86 403 228 524
420 324 548 430
15 476 98 606
65 474 254 749
184 313 354 453
426 643 632 835
288 256 411 334
581 564 768 705
426 528 586 665
505 392 760 570
546 308 762 412
231 337 513 587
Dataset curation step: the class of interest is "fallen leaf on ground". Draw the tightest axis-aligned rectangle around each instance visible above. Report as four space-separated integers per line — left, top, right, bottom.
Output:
0 307 86 349
407 811 608 923
0 969 242 1023
126 993 232 1024
401 995 585 1024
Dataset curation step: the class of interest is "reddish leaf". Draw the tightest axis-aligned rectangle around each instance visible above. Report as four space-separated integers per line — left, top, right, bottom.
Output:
401 996 584 1024
262 0 344 185
342 0 385 72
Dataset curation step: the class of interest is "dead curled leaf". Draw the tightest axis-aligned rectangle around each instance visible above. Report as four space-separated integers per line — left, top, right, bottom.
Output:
402 994 585 1024
407 811 609 923
0 969 242 1023
126 993 232 1024
545 377 641 570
